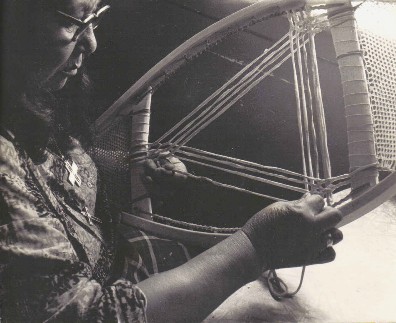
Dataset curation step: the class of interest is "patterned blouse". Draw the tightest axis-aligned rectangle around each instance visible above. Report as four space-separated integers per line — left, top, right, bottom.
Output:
0 130 190 322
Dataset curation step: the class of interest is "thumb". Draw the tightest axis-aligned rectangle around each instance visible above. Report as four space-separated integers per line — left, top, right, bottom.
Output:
144 158 158 175
300 194 325 215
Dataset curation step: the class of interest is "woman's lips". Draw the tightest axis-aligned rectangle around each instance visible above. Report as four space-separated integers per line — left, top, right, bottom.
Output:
62 64 81 76
62 68 78 76
62 55 83 77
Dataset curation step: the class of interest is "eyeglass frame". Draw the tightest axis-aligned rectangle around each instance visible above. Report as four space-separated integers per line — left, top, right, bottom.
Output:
55 5 111 41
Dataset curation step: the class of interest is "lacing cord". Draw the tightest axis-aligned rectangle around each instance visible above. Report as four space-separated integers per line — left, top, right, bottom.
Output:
146 9 367 202
267 267 306 301
135 207 239 234
153 10 359 152
155 34 308 149
141 144 379 203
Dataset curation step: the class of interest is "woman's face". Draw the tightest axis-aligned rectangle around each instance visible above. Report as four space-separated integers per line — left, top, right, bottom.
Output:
30 0 101 91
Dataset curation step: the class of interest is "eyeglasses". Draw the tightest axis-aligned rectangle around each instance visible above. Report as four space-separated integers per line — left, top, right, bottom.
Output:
55 5 110 41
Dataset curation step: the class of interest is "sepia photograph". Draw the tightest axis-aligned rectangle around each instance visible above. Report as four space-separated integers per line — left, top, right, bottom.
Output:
1 0 395 322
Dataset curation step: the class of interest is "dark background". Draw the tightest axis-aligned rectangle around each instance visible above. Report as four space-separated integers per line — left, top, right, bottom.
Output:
89 0 349 227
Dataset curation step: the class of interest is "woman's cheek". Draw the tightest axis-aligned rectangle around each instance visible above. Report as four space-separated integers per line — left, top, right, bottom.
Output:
40 32 76 71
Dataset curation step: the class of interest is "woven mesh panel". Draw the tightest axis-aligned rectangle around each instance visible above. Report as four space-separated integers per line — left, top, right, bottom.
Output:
92 117 131 212
357 2 396 170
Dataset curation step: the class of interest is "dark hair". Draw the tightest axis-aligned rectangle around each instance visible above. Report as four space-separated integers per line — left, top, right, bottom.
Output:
1 0 95 160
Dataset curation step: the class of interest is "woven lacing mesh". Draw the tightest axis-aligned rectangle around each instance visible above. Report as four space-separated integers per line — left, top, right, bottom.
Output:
93 118 131 212
357 2 396 170
358 30 396 170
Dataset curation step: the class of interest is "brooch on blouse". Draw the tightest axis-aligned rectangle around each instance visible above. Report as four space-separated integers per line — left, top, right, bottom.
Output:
65 159 82 187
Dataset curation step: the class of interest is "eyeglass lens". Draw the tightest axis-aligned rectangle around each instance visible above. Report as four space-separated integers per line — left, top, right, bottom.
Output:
74 7 108 40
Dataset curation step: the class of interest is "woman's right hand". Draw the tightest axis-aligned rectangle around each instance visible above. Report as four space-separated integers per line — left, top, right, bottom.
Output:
241 194 343 270
143 155 188 203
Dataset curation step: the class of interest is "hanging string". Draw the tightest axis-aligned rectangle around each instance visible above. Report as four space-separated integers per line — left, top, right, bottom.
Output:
267 267 306 301
266 12 328 300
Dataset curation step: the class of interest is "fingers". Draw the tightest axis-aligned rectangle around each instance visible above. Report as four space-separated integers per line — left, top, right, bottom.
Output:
144 159 158 177
321 228 343 247
308 228 342 266
313 206 343 231
299 194 342 231
144 157 188 187
314 247 336 264
144 159 175 178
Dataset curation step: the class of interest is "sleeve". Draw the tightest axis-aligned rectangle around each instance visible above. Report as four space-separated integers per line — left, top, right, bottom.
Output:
0 136 147 323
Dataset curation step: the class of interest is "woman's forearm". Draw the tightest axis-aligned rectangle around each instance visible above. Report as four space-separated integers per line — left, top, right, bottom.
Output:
137 230 262 323
138 195 343 322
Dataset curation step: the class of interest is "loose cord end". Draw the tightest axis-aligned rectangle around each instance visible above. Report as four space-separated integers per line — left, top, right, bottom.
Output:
267 266 306 301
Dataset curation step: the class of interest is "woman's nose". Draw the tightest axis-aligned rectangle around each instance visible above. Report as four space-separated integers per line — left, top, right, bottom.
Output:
77 25 97 55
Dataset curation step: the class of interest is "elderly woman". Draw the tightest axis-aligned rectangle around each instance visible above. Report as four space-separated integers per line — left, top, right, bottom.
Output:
0 0 343 322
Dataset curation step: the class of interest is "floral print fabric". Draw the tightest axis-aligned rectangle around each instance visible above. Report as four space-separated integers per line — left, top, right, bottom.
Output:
0 133 148 322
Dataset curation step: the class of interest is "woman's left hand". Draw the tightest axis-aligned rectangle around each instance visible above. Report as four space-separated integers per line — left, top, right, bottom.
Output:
241 194 343 269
